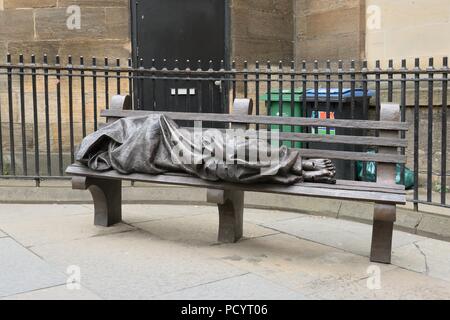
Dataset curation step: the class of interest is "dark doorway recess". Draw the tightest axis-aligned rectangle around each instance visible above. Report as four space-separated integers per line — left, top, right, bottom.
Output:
131 0 230 116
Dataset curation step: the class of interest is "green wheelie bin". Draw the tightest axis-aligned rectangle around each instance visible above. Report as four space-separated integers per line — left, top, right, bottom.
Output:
260 89 304 148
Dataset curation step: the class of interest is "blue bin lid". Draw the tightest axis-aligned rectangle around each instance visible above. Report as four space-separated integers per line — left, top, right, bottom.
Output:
306 88 374 97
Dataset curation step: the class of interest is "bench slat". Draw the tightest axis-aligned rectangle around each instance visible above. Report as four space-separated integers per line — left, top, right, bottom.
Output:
66 165 406 205
293 148 405 164
278 132 406 148
181 128 406 148
101 110 409 131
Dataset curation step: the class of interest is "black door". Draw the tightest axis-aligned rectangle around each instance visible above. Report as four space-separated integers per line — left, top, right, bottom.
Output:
131 0 229 114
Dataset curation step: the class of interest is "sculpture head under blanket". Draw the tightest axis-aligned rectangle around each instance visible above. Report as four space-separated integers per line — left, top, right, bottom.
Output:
76 115 336 185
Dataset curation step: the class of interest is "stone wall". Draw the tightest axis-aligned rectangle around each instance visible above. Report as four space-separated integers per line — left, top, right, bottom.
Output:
293 0 366 66
230 0 293 66
0 0 131 64
365 0 450 69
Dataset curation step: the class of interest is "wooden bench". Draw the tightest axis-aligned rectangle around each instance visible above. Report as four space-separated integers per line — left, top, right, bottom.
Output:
66 95 407 264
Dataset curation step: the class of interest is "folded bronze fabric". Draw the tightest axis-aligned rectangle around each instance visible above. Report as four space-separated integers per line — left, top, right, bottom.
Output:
76 115 336 185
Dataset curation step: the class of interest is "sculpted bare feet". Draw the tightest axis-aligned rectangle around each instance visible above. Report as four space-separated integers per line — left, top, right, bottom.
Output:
302 159 335 171
303 169 336 184
301 159 336 184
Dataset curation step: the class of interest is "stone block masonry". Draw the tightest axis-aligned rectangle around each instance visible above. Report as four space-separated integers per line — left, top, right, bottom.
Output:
0 0 131 65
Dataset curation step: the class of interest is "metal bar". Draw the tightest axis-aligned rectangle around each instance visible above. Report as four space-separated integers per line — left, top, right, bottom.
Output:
267 61 272 144
290 60 295 135
231 60 236 101
104 57 109 109
313 60 319 135
255 61 261 119
6 53 15 175
116 58 121 94
278 61 283 146
197 60 203 114
350 60 356 179
362 60 368 179
162 59 168 111
185 60 191 113
255 61 260 130
175 59 181 112
375 60 381 120
302 61 307 146
400 59 407 186
19 54 27 175
244 61 248 98
128 58 133 108
388 59 394 102
427 58 434 202
56 55 63 176
338 60 343 114
68 56 75 164
31 54 40 176
0 62 2 174
326 60 331 116
313 60 319 110
80 56 86 138
92 57 98 130
3 62 450 76
413 58 420 211
151 59 156 111
441 57 448 205
43 54 51 176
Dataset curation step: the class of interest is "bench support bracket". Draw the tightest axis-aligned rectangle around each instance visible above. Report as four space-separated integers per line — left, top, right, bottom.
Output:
370 204 396 264
72 176 122 227
207 189 244 243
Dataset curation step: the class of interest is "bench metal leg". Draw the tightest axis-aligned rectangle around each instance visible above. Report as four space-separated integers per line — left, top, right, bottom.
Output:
207 189 244 243
72 176 122 227
370 203 396 264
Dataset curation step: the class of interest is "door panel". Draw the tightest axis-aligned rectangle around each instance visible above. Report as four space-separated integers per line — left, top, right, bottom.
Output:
132 0 228 116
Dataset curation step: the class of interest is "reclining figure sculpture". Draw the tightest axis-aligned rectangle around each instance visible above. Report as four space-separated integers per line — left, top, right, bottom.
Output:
76 115 336 185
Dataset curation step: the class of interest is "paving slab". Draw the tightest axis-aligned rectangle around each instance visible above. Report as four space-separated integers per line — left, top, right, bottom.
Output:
306 268 450 300
1 285 101 300
264 215 426 258
393 238 450 282
123 204 302 225
31 230 248 300
0 204 135 247
0 204 92 220
0 238 66 298
154 273 306 300
121 204 216 224
133 213 278 246
242 208 304 225
200 233 396 296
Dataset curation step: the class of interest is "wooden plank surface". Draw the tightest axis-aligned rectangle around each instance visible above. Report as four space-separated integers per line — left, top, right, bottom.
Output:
101 109 409 131
180 128 406 148
294 148 405 164
66 165 406 204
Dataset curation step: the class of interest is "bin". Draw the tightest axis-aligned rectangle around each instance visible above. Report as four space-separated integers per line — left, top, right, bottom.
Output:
305 88 373 180
260 89 304 148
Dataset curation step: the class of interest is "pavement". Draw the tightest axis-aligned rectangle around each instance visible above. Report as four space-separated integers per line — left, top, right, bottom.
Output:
1 180 449 242
0 203 450 300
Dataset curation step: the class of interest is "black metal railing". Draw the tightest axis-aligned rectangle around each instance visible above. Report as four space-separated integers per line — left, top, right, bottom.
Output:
0 54 448 210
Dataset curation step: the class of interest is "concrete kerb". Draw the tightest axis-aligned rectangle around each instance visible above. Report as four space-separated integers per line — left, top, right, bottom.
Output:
0 180 449 242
